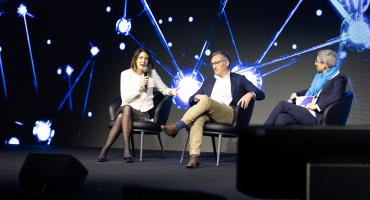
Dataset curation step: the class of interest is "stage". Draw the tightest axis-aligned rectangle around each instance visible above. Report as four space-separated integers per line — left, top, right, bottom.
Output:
0 145 256 200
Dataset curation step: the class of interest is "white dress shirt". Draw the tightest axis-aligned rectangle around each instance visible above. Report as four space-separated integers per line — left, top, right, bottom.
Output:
210 71 232 106
120 68 171 112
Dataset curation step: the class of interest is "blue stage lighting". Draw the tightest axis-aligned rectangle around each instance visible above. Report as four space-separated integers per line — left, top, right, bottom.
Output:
32 120 55 145
316 9 323 16
167 42 172 47
119 42 126 50
46 39 51 45
65 65 74 77
57 67 62 75
274 42 278 46
168 17 173 22
7 137 20 145
171 68 204 109
116 17 132 36
17 4 27 17
194 55 199 59
188 16 194 22
341 17 370 51
88 111 93 117
205 49 211 56
14 121 24 126
106 6 111 13
231 64 263 89
339 51 347 59
158 19 163 24
292 44 297 49
90 46 100 57
0 46 2 52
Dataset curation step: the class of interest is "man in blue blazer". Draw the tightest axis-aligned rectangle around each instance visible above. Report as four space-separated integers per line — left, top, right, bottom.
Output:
264 49 347 125
162 51 265 168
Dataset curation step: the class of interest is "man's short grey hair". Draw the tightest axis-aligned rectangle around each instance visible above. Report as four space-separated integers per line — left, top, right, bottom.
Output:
317 49 337 67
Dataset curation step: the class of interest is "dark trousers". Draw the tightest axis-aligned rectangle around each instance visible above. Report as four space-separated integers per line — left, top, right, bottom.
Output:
264 101 318 125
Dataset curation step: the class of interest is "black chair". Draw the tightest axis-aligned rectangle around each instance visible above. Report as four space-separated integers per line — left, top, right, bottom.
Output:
322 91 353 125
108 91 173 161
180 100 255 166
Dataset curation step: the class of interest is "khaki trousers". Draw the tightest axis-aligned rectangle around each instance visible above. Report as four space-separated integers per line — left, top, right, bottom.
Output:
181 96 234 155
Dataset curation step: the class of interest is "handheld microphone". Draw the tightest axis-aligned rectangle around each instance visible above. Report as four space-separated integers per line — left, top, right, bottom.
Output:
143 67 149 90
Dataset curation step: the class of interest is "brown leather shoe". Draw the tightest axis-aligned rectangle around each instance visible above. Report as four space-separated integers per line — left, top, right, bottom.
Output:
186 156 199 168
161 124 178 137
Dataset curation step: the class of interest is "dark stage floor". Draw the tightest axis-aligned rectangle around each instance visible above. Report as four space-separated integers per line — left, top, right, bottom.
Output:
0 145 264 200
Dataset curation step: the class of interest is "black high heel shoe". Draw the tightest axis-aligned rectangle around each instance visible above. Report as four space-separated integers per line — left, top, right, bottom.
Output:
97 156 107 162
123 156 133 163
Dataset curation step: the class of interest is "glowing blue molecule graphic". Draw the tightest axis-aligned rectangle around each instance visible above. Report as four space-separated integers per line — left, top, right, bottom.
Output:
116 17 132 36
205 49 211 56
6 137 20 145
106 6 111 13
17 3 39 95
0 45 8 99
65 65 74 76
119 42 126 50
118 0 369 109
171 68 204 109
32 120 55 145
167 42 173 47
46 39 51 45
57 67 62 75
339 50 347 59
90 46 100 56
316 9 323 16
87 111 93 117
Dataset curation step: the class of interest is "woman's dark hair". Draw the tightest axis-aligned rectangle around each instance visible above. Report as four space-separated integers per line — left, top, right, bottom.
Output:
130 48 154 75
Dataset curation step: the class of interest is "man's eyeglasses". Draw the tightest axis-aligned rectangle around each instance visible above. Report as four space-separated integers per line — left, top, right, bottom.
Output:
210 60 227 66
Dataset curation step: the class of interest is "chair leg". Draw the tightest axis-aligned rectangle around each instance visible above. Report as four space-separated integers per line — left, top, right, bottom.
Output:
180 132 190 164
130 134 135 158
211 136 217 160
157 133 165 158
140 131 144 162
216 133 223 167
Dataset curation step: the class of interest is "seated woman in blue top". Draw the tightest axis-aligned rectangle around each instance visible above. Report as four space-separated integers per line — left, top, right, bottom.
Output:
264 49 347 125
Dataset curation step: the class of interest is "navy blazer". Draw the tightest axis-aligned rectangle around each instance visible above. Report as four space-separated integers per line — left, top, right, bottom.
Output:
296 74 347 123
188 72 265 108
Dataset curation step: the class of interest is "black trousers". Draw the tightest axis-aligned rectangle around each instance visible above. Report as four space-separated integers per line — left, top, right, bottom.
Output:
264 101 318 125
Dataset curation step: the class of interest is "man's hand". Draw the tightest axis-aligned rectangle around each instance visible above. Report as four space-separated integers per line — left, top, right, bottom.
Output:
168 89 177 96
237 92 255 109
194 94 207 102
289 93 297 100
305 103 317 111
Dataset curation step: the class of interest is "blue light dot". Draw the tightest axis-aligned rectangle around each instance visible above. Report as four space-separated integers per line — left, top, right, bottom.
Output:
0 46 2 52
57 68 62 75
168 42 172 47
106 6 111 13
46 39 51 45
205 49 211 56
188 16 194 22
158 19 163 24
274 42 278 46
8 137 20 145
119 42 126 50
292 44 297 49
339 51 347 59
316 9 322 16
88 112 93 117
66 65 74 76
168 17 173 22
194 55 199 59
